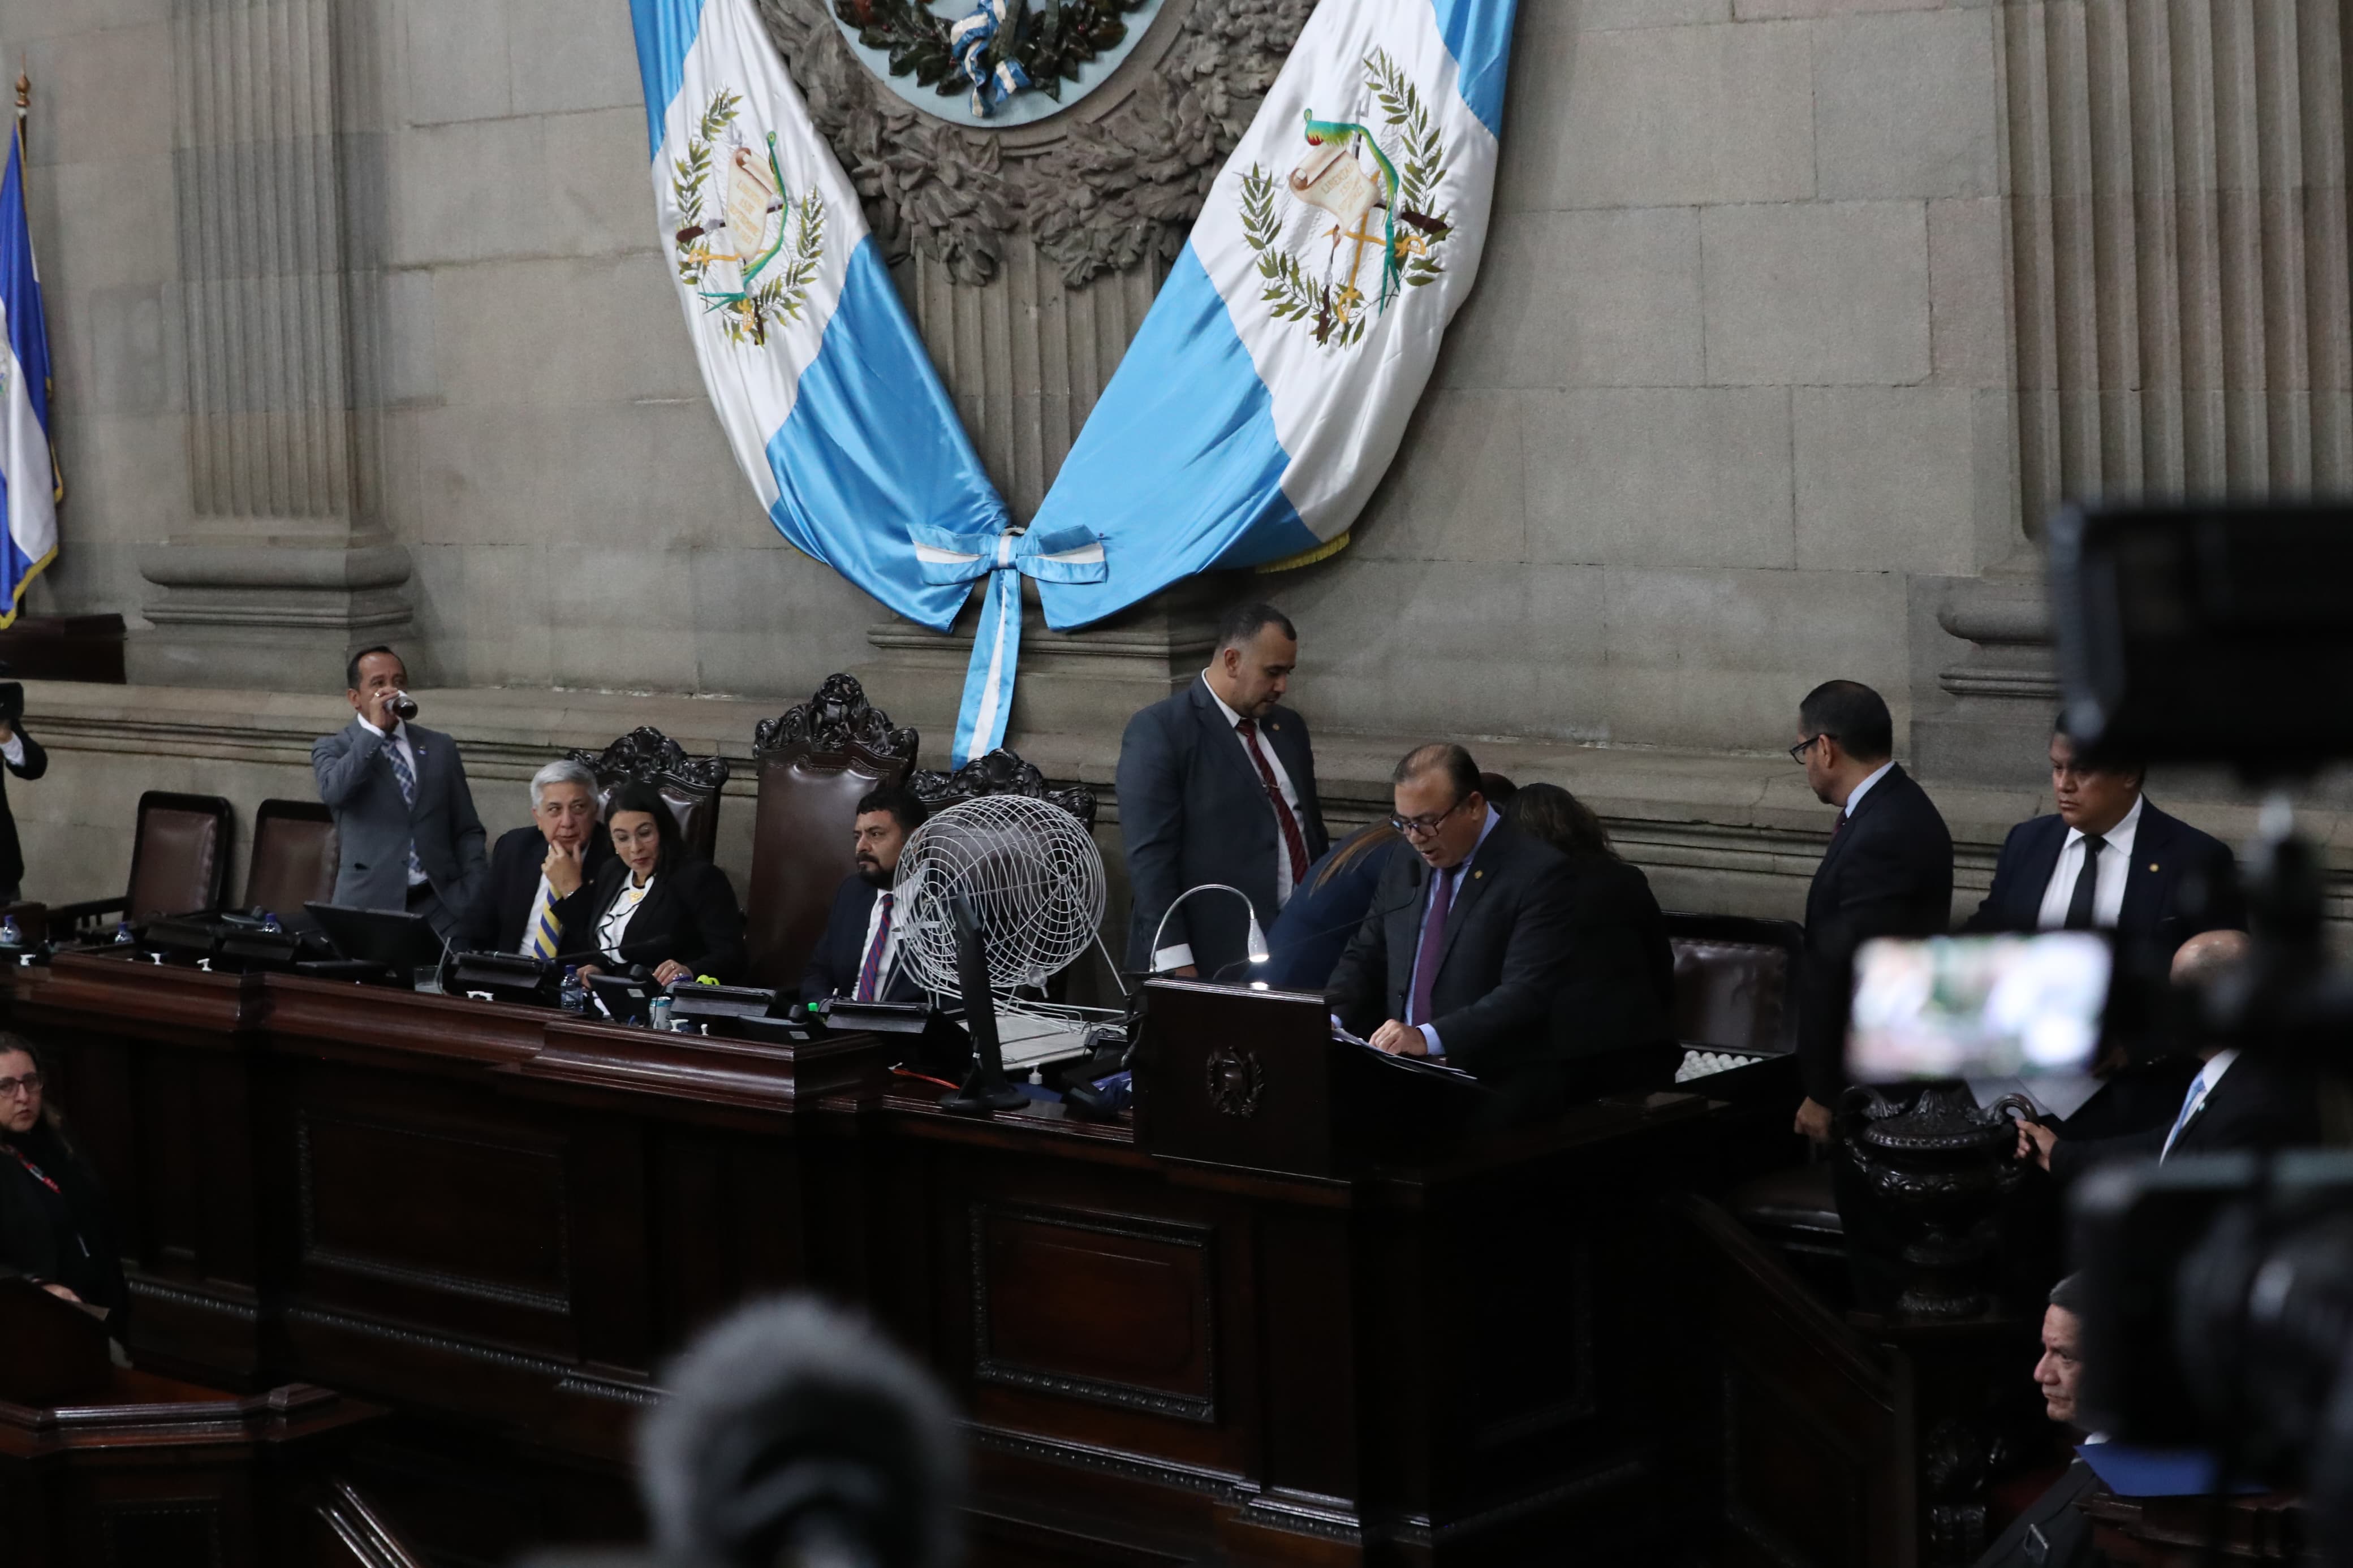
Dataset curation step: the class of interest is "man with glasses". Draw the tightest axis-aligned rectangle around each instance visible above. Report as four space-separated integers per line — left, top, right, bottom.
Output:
1325 744 1575 1100
1791 680 1954 1143
1118 603 1330 979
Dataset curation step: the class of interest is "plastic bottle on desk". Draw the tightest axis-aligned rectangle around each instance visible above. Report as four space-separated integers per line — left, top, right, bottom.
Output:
0 915 20 948
649 994 674 1033
559 966 587 1013
113 921 135 944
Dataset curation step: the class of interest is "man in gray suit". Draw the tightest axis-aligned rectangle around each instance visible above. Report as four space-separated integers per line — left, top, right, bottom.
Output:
1117 603 1329 979
311 646 488 941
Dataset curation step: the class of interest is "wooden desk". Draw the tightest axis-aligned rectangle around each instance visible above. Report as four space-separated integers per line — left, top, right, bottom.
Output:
18 953 1791 1565
2082 1485 2311 1565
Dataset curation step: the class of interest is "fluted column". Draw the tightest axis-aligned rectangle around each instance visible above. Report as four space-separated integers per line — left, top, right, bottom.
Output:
2003 0 2353 529
132 0 410 690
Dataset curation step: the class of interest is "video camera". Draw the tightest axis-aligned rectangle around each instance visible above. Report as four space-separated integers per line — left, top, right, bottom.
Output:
2044 503 2353 1553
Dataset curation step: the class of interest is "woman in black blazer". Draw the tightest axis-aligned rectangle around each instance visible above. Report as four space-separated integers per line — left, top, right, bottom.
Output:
0 1034 129 1334
574 782 747 986
1503 784 1680 1109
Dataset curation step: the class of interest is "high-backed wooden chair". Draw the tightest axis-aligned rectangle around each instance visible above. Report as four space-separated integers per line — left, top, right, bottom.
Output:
242 799 338 919
909 747 1098 830
741 676 917 990
53 792 235 937
564 726 731 863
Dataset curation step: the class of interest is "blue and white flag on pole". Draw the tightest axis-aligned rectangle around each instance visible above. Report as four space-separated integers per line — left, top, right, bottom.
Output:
1028 0 1516 623
632 0 1095 763
0 122 61 628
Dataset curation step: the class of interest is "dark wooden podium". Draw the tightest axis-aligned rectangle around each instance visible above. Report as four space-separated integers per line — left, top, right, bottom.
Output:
1131 978 1493 1176
0 1277 382 1567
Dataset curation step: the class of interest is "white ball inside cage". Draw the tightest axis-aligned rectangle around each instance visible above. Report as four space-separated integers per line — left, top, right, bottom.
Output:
891 794 1106 997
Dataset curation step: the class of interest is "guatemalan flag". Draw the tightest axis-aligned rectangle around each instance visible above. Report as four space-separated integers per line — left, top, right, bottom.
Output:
1028 0 1517 622
633 0 1091 763
0 122 61 627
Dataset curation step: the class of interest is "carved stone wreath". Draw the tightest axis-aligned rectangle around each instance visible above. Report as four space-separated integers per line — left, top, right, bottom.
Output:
753 0 1316 288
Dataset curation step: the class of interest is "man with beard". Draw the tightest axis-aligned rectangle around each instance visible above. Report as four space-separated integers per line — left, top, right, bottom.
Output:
800 785 930 1005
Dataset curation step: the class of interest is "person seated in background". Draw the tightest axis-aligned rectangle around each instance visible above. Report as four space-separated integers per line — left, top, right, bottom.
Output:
0 1034 128 1334
2019 929 2318 1180
1503 783 1680 1104
575 782 746 987
1325 745 1574 1104
1973 1273 2103 1568
801 786 929 1006
466 759 616 958
1966 715 2243 956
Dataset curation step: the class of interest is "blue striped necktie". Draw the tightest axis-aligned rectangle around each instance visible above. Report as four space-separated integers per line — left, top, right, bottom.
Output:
384 734 425 880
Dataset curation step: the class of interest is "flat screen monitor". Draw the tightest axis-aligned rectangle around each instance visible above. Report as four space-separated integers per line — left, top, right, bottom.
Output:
303 903 448 973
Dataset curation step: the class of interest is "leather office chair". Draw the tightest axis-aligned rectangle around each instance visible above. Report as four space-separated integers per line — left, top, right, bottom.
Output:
243 799 338 921
565 726 731 862
53 792 235 938
741 676 917 990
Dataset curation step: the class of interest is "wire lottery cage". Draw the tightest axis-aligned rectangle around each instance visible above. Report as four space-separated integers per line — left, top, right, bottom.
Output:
891 795 1116 1054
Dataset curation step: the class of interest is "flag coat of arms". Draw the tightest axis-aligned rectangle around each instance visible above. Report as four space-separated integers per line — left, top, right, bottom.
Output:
0 123 60 627
1025 0 1518 625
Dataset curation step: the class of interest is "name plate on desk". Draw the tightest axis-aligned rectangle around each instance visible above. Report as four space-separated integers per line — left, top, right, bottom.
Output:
1131 980 1488 1178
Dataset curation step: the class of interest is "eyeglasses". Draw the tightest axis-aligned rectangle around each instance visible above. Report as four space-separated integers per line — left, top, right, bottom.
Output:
0 1072 43 1100
1390 796 1470 839
1789 733 1838 764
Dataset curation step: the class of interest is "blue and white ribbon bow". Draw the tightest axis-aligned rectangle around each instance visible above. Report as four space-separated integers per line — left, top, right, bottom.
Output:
948 0 1031 117
912 523 1106 766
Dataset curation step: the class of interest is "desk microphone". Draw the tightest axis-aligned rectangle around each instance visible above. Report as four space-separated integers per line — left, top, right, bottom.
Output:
1205 885 1425 984
640 1296 961 1568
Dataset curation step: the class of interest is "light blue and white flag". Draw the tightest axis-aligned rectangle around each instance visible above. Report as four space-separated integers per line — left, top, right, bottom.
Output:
0 122 61 628
1028 0 1516 623
633 0 1094 763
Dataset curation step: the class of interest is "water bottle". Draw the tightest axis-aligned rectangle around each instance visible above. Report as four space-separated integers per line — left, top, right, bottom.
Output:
0 915 20 947
559 965 587 1014
261 910 282 935
649 994 674 1033
113 920 136 945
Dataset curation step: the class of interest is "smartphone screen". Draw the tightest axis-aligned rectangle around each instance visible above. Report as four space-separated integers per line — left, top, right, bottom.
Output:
1846 932 2113 1081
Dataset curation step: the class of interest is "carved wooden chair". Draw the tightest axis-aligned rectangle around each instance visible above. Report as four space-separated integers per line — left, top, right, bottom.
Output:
908 748 1098 830
564 726 732 864
740 676 919 990
53 792 236 938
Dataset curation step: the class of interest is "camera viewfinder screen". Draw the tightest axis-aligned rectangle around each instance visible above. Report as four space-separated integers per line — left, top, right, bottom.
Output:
1846 932 2111 1081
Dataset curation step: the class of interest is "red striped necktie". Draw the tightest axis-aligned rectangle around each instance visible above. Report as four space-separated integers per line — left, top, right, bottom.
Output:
1236 716 1310 885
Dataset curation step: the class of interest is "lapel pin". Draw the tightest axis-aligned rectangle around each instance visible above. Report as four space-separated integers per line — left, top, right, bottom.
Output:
1473 869 1483 879
2149 862 2159 872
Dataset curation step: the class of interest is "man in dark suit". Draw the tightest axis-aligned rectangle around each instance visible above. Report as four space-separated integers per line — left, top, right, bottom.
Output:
1326 744 1574 1091
463 758 615 957
801 785 930 1005
1965 717 2243 956
0 679 48 904
1792 680 1954 1142
1118 603 1329 979
2022 931 2320 1182
311 645 488 943
1973 1273 2102 1568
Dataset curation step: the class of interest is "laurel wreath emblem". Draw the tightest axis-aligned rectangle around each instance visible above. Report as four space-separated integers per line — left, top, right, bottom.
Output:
669 88 826 348
1241 50 1454 351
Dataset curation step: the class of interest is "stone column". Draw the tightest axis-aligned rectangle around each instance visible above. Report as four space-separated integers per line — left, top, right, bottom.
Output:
132 0 410 690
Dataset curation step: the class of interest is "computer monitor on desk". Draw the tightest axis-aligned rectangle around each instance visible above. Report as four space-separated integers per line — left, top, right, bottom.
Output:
301 903 448 986
1131 979 1489 1178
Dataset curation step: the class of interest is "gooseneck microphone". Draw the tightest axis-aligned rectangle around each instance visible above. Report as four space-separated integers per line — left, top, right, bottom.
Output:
1206 884 1425 984
639 1297 962 1568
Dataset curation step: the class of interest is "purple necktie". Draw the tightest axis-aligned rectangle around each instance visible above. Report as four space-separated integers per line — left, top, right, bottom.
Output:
1407 867 1454 1027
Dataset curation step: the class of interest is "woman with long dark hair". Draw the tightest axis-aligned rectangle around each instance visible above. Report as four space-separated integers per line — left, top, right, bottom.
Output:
574 781 747 986
0 1033 129 1332
1502 783 1680 1102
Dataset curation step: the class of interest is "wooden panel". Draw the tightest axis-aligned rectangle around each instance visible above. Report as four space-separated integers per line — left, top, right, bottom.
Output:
299 1112 572 1314
972 1203 1217 1424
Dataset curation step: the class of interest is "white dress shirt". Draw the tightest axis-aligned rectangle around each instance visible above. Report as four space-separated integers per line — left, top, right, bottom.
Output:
598 873 656 962
356 713 429 886
2160 1048 2239 1160
2034 794 2144 930
1843 759 1895 819
1154 673 1306 971
0 733 24 769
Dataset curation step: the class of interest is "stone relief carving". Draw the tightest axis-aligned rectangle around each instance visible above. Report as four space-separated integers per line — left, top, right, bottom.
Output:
753 0 1315 287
